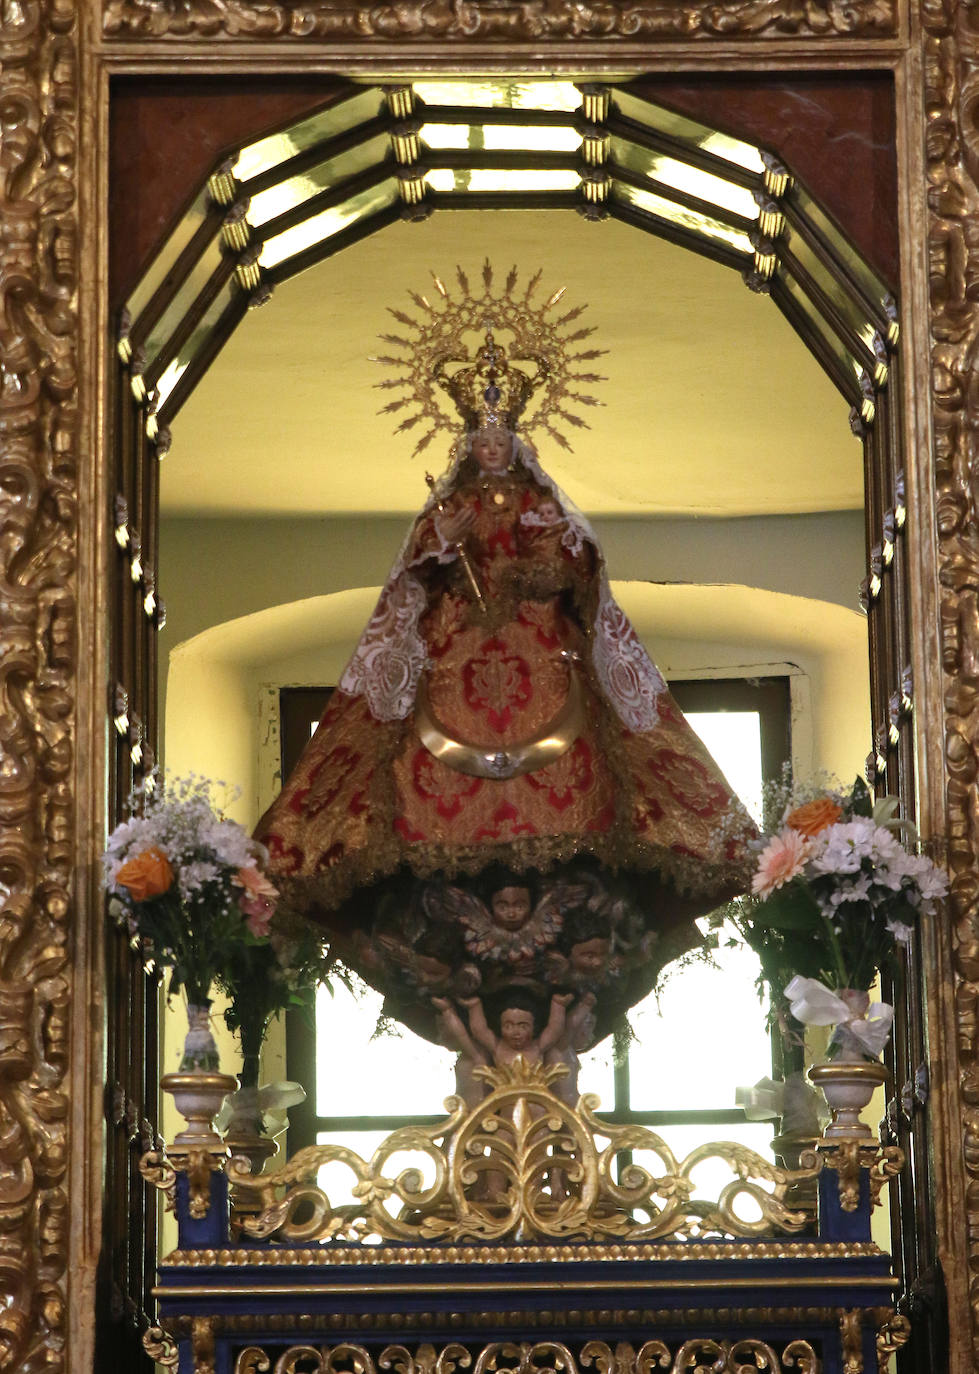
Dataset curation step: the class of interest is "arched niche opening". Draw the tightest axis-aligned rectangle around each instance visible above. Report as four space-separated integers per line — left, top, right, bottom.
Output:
106 74 919 1340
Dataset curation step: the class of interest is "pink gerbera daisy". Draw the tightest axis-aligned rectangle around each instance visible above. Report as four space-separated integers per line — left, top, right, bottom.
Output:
752 828 809 898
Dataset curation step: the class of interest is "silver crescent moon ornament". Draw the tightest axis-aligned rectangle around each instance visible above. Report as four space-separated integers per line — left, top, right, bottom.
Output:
415 667 586 780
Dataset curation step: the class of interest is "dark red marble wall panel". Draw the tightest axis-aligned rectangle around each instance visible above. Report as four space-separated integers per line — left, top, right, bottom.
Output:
110 78 348 306
632 73 898 289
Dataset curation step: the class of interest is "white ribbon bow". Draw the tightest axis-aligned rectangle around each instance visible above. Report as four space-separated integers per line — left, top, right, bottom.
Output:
784 975 894 1057
216 1079 307 1134
736 1071 828 1134
735 1076 784 1122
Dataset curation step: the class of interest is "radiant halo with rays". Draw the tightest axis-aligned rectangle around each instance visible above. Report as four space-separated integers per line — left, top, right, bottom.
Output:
370 260 607 459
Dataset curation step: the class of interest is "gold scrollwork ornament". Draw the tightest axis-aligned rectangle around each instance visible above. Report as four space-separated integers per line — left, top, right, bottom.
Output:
143 1323 181 1369
818 1142 904 1213
230 1338 821 1374
139 1147 177 1211
229 1060 820 1245
875 1310 911 1365
142 1142 228 1219
235 1350 272 1374
840 1309 863 1374
192 1315 217 1374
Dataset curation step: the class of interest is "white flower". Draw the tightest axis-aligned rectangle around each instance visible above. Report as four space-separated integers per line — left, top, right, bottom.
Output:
886 918 914 947
831 874 872 904
914 863 949 903
808 819 873 874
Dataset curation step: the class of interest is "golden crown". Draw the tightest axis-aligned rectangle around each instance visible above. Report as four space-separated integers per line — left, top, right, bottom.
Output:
432 329 548 433
372 261 606 457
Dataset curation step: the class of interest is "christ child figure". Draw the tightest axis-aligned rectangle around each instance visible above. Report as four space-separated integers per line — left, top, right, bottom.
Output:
458 990 573 1068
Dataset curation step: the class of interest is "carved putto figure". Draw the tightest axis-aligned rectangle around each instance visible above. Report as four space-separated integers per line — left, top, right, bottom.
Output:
257 264 752 1050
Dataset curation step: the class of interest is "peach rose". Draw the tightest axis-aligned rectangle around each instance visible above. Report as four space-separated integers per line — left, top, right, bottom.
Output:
785 798 843 837
115 847 173 902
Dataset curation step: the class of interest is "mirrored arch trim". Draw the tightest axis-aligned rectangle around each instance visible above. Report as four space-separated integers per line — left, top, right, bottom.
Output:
116 81 898 441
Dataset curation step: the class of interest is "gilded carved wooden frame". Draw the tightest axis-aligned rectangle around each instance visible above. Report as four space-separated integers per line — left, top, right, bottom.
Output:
4 0 978 1368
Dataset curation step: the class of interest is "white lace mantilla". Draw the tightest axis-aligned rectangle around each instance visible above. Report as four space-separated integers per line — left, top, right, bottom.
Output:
337 435 667 731
590 581 666 734
339 573 429 722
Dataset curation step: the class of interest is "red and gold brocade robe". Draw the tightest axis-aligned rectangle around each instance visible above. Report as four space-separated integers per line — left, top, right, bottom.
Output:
257 459 750 946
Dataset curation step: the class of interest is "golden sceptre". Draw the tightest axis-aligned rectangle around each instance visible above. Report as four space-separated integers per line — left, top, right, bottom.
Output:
425 472 487 614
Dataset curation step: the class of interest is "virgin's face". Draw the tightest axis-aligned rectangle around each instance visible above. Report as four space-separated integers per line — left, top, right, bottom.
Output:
471 427 512 473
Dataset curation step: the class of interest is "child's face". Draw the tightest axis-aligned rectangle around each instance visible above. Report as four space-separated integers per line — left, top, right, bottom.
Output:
570 937 609 975
538 499 561 524
491 885 532 931
500 1008 535 1049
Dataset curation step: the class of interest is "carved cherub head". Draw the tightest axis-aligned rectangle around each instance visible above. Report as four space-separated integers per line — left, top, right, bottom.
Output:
568 934 611 977
491 885 533 932
478 866 539 932
499 1006 536 1052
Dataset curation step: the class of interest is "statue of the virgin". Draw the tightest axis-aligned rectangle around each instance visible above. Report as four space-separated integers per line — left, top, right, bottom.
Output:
257 264 752 1053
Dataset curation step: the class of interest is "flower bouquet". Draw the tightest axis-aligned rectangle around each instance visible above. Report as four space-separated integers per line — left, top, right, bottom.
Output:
215 924 338 1155
730 775 947 1063
103 773 319 1075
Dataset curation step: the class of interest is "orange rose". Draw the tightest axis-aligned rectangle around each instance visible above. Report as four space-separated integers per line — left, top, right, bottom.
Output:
115 847 174 901
785 798 843 838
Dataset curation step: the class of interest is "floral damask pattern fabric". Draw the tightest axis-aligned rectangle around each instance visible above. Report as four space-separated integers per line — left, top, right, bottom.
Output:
333 437 668 730
258 449 749 930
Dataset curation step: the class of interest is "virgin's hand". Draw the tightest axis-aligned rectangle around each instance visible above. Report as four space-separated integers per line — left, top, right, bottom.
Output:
438 506 476 543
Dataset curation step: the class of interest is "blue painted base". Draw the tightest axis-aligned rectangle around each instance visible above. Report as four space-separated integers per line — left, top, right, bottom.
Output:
818 1163 872 1241
175 1167 229 1248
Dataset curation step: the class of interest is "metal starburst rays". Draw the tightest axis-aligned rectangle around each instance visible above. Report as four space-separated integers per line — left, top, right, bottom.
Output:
371 260 607 458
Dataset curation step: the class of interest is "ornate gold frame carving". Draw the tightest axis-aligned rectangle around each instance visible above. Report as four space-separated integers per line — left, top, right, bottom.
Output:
99 0 898 42
223 1337 822 1374
9 0 976 1369
922 0 979 1363
0 0 81 1369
